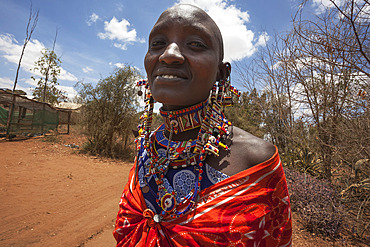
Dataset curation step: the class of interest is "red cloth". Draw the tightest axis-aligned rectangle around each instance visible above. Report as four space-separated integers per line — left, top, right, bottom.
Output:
114 148 292 246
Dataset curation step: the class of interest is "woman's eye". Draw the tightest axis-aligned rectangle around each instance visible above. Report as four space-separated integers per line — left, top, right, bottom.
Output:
150 40 165 48
188 41 207 48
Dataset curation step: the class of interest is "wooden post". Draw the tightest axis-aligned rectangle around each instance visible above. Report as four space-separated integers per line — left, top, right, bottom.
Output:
56 110 59 134
5 100 14 138
67 111 71 134
17 106 22 123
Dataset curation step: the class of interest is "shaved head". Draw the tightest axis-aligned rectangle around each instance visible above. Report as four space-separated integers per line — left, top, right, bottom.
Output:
153 4 224 62
145 4 230 107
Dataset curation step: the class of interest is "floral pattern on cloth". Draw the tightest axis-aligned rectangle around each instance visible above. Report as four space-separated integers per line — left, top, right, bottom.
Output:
114 146 292 247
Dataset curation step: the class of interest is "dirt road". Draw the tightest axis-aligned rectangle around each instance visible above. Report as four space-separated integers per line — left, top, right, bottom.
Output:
0 136 131 246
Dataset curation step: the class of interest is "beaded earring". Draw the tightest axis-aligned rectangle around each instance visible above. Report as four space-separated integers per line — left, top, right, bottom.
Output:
194 63 240 158
136 80 154 143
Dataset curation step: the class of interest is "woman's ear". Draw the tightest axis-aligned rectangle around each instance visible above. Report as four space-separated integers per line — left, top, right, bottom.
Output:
217 62 231 81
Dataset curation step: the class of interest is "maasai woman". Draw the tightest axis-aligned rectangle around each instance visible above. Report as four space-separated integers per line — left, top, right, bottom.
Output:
114 4 292 247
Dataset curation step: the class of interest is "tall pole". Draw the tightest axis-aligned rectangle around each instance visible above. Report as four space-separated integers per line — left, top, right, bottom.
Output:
6 6 38 139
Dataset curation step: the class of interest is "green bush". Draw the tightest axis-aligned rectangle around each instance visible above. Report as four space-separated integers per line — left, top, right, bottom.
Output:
75 66 142 160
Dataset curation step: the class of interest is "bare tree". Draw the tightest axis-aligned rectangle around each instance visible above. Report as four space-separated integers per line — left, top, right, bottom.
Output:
6 4 39 138
235 0 369 239
328 0 370 76
235 31 302 169
236 0 369 180
291 1 369 179
296 0 369 78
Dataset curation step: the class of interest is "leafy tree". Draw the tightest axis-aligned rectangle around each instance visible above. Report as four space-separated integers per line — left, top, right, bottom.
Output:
224 89 265 138
75 65 142 160
31 48 67 104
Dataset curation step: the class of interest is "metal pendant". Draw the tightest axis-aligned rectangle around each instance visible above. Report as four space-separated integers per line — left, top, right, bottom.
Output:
153 214 161 223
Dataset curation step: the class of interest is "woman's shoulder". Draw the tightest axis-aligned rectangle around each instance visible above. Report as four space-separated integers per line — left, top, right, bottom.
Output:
231 126 276 168
207 126 276 176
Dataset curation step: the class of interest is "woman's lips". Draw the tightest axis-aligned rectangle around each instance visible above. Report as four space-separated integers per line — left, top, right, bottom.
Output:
156 74 183 79
154 68 189 81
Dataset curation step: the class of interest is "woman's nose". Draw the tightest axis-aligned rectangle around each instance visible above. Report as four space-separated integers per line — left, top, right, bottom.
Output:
159 43 185 64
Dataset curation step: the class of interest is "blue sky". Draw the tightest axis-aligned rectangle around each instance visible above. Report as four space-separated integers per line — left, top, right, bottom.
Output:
0 0 327 101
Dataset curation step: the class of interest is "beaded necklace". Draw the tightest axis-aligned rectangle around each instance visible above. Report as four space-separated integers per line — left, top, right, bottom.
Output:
135 73 240 221
154 125 198 169
160 100 207 134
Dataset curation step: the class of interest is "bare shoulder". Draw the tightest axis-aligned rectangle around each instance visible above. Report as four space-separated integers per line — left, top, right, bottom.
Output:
231 126 276 168
207 126 276 176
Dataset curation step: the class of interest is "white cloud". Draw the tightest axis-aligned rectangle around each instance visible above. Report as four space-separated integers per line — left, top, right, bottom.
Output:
0 33 44 73
82 66 93 73
311 0 369 21
0 77 14 89
311 0 344 13
0 33 77 82
98 17 145 50
176 0 262 61
59 68 78 81
113 43 128 50
114 63 124 68
87 13 100 26
256 32 269 47
116 3 124 12
0 77 33 95
57 85 78 100
23 78 38 87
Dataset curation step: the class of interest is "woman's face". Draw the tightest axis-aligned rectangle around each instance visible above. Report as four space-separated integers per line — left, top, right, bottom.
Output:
144 5 224 109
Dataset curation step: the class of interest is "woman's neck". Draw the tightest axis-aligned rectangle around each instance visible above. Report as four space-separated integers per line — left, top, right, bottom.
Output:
159 100 208 141
164 127 200 141
160 104 189 111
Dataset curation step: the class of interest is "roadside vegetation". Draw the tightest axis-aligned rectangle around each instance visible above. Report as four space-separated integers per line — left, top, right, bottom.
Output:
74 66 142 160
226 0 369 244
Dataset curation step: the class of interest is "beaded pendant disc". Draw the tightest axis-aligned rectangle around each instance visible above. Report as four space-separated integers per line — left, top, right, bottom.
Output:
160 193 177 213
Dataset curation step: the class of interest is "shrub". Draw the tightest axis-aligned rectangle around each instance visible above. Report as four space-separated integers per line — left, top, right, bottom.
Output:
285 167 343 238
75 66 142 160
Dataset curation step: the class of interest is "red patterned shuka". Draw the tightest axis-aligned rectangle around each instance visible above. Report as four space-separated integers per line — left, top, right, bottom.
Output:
114 148 292 247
